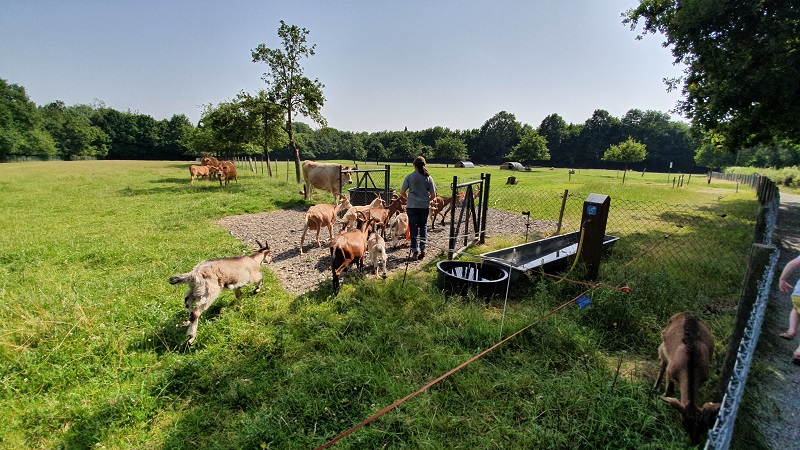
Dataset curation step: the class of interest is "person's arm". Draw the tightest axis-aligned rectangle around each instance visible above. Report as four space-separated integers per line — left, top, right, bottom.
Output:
779 256 800 293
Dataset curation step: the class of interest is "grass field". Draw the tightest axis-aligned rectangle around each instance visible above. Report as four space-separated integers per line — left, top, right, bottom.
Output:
0 160 764 449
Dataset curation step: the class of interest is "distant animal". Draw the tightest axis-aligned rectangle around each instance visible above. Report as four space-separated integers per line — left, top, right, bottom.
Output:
367 224 388 278
300 160 353 201
189 164 211 184
330 212 371 292
654 312 721 444
299 194 352 255
201 156 220 167
169 240 272 345
218 160 237 186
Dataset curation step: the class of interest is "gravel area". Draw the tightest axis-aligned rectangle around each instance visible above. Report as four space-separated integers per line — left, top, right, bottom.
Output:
217 207 555 294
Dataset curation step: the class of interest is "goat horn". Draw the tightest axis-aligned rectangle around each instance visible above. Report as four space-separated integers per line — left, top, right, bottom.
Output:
255 239 263 248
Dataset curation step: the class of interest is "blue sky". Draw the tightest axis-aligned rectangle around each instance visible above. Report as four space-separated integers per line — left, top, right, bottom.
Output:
1 1 684 132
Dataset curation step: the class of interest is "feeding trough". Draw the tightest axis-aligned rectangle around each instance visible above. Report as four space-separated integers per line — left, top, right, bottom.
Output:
436 260 509 298
480 231 619 282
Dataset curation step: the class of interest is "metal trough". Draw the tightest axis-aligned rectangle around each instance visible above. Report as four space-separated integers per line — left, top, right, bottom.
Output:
436 261 509 298
480 231 620 281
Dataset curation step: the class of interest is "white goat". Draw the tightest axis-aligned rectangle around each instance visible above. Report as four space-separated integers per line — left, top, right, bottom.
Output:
655 312 721 444
367 225 388 278
169 240 271 345
387 212 409 247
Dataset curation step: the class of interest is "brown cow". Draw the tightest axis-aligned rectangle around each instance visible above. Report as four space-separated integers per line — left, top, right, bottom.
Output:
201 156 219 167
218 160 237 186
189 165 211 184
301 160 353 201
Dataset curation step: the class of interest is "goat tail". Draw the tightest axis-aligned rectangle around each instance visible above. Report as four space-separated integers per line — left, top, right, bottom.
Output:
169 272 193 285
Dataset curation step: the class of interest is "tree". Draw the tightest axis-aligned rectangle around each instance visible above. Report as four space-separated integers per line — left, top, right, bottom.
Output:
434 136 468 167
602 137 647 184
694 142 735 171
0 79 56 160
581 109 622 166
538 113 568 165
625 0 800 149
364 135 386 164
506 130 550 165
236 90 287 176
476 111 522 163
252 21 326 185
41 102 109 160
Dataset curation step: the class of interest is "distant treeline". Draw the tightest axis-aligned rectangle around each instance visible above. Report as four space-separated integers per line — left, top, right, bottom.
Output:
7 77 798 172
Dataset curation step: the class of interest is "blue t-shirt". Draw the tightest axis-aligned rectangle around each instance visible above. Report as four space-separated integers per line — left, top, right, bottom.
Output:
401 170 437 209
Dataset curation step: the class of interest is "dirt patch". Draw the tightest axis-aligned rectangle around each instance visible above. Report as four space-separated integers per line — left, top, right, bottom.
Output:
217 208 555 294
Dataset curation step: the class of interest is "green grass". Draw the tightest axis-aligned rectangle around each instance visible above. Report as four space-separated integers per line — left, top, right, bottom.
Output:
0 160 763 449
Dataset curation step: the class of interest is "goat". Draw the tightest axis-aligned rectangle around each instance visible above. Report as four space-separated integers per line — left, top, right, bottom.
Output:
428 195 452 230
169 240 271 345
654 312 721 444
201 156 220 168
330 212 372 292
387 212 409 247
340 193 385 231
299 194 352 255
367 224 388 278
366 194 406 237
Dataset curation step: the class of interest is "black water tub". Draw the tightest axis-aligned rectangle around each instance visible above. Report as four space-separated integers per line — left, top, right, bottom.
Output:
480 231 620 281
436 260 510 298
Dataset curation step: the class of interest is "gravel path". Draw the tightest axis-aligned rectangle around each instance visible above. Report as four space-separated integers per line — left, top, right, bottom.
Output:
218 207 556 294
752 192 800 448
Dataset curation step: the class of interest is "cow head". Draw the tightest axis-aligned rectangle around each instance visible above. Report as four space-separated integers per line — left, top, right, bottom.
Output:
342 166 354 185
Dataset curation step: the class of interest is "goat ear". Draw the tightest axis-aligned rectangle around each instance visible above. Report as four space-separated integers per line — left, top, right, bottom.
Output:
661 396 684 413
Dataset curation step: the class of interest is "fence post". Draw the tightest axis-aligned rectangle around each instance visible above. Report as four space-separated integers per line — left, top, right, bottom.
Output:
556 189 569 235
716 243 776 398
479 173 490 244
448 175 458 260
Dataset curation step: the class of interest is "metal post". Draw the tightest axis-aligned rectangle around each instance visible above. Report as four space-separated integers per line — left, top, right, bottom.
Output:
448 175 458 260
556 189 569 235
479 173 490 244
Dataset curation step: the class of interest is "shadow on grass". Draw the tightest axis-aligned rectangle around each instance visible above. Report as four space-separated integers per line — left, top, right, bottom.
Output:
129 302 228 355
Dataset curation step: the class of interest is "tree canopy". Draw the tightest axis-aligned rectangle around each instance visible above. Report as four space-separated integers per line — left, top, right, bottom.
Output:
624 0 800 149
252 21 326 183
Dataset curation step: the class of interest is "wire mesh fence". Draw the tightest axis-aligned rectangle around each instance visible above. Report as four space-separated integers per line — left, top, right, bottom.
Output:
483 185 757 284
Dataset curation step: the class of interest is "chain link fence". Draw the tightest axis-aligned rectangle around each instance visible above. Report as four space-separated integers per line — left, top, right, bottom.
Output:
484 184 756 283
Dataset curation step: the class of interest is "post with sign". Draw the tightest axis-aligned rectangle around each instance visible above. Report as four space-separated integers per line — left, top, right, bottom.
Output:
578 193 611 280
667 161 673 182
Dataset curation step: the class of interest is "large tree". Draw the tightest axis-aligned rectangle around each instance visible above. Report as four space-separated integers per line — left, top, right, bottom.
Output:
476 111 522 163
0 79 56 160
252 21 326 184
434 136 468 167
506 130 550 165
624 0 800 149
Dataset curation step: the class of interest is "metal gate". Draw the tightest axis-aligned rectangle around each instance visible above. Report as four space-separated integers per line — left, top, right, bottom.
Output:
447 173 491 259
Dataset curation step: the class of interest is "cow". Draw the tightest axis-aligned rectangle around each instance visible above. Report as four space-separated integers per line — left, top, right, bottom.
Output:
218 160 237 186
201 156 220 168
301 160 353 201
189 165 211 184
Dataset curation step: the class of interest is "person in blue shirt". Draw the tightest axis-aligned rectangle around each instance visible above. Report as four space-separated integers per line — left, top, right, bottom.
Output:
399 156 437 261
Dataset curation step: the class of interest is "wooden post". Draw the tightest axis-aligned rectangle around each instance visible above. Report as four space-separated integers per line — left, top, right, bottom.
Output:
555 189 569 235
716 243 777 398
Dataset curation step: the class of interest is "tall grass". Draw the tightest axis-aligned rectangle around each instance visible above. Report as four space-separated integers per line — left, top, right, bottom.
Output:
0 161 764 449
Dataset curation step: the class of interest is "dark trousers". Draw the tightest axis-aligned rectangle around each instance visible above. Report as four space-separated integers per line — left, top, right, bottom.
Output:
406 207 429 253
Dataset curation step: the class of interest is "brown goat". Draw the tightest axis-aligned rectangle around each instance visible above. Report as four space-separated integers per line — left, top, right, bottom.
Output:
330 213 372 292
169 240 271 345
655 312 721 444
300 194 352 255
201 156 220 167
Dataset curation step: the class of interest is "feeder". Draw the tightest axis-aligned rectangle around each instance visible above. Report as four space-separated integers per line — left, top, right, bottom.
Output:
436 261 509 298
481 193 616 282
